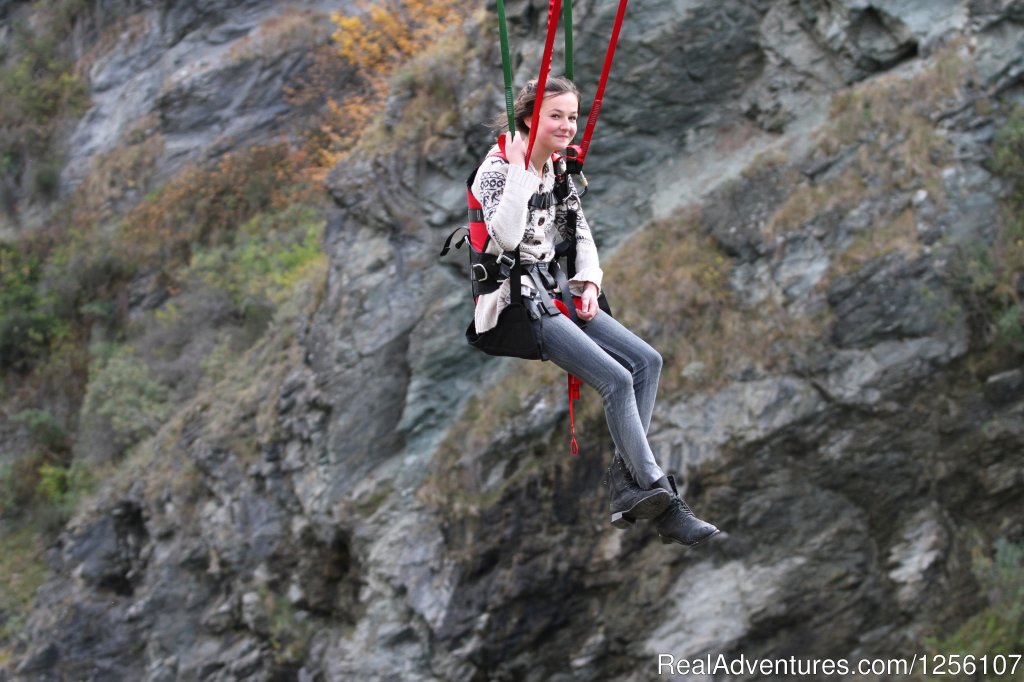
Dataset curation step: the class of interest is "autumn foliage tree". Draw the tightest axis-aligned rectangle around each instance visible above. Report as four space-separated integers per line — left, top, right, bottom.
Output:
332 0 464 73
300 0 470 175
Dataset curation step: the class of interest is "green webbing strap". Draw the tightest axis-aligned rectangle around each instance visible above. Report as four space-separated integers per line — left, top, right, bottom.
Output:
496 0 516 135
563 0 574 81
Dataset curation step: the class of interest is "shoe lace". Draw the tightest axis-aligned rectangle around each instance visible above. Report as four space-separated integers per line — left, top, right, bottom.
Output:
672 496 695 517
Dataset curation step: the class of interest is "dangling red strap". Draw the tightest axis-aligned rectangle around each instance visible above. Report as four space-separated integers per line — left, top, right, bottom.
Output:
553 297 584 456
567 373 581 456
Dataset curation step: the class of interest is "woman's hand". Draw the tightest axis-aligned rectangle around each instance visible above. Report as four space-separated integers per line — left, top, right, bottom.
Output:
577 282 600 321
503 131 535 175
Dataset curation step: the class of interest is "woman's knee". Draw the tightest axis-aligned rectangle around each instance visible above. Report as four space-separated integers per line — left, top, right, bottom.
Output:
640 344 663 376
599 363 634 400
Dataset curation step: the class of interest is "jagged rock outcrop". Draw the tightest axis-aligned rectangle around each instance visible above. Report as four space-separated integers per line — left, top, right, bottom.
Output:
57 0 347 197
5 0 1023 680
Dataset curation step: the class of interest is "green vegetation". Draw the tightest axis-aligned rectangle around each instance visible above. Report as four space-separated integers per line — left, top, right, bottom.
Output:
188 204 327 308
0 243 67 372
991 107 1024 195
0 524 50 640
926 539 1024 681
1 408 69 519
0 1 93 205
1 137 328 645
263 587 317 664
0 0 466 658
944 105 1024 363
986 107 1024 354
9 409 67 452
80 345 172 449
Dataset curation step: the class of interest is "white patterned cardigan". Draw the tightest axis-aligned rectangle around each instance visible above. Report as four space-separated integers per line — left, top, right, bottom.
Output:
470 147 604 333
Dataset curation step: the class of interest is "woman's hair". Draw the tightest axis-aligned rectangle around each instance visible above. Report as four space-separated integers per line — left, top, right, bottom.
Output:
493 76 581 136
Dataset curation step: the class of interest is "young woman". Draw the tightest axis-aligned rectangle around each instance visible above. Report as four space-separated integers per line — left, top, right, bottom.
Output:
470 77 719 546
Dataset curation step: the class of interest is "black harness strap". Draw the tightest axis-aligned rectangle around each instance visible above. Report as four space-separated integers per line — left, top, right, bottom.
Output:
529 191 556 210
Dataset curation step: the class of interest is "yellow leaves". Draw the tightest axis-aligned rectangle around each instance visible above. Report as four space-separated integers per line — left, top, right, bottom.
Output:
331 0 464 75
300 0 470 175
304 84 383 182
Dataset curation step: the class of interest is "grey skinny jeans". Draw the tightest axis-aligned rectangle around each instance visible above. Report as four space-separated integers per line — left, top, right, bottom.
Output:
534 310 667 487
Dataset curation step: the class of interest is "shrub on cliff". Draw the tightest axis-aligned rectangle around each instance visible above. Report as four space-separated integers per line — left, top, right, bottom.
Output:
966 106 1024 356
0 243 66 373
308 0 476 175
930 539 1024 681
0 1 91 209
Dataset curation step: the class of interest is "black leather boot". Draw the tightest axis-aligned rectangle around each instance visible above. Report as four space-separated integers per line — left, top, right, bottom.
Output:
607 455 671 529
653 475 720 546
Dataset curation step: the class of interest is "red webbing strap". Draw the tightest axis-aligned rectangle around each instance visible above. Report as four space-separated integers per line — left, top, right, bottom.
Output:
577 0 630 165
524 0 563 167
568 373 581 456
553 296 583 456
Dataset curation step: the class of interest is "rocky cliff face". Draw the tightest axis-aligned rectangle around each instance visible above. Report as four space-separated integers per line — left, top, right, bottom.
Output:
4 0 1023 680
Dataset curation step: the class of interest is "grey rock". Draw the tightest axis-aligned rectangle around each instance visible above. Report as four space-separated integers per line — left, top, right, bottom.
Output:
774 232 832 305
888 506 951 612
65 500 149 596
827 253 964 348
240 591 269 635
655 377 827 471
984 368 1024 404
61 0 346 197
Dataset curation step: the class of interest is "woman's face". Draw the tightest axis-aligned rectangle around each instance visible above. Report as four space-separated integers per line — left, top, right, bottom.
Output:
527 92 579 153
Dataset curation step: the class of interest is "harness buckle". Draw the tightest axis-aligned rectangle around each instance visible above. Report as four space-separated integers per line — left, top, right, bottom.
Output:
497 252 516 268
472 263 489 282
556 145 584 175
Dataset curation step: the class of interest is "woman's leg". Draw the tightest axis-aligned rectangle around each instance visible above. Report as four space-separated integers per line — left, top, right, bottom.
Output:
537 313 666 487
540 311 719 544
580 312 663 435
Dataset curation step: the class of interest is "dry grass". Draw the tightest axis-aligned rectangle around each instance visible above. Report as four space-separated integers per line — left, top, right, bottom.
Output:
765 165 868 239
421 359 563 516
826 46 969 153
768 46 971 240
117 141 315 271
610 209 823 396
227 9 331 64
833 206 921 274
68 116 165 227
0 523 50 638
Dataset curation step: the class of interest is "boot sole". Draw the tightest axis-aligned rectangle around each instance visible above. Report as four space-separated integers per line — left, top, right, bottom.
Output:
659 528 721 547
610 489 672 529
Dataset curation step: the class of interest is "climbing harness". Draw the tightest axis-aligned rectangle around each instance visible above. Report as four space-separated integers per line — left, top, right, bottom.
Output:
440 0 629 456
